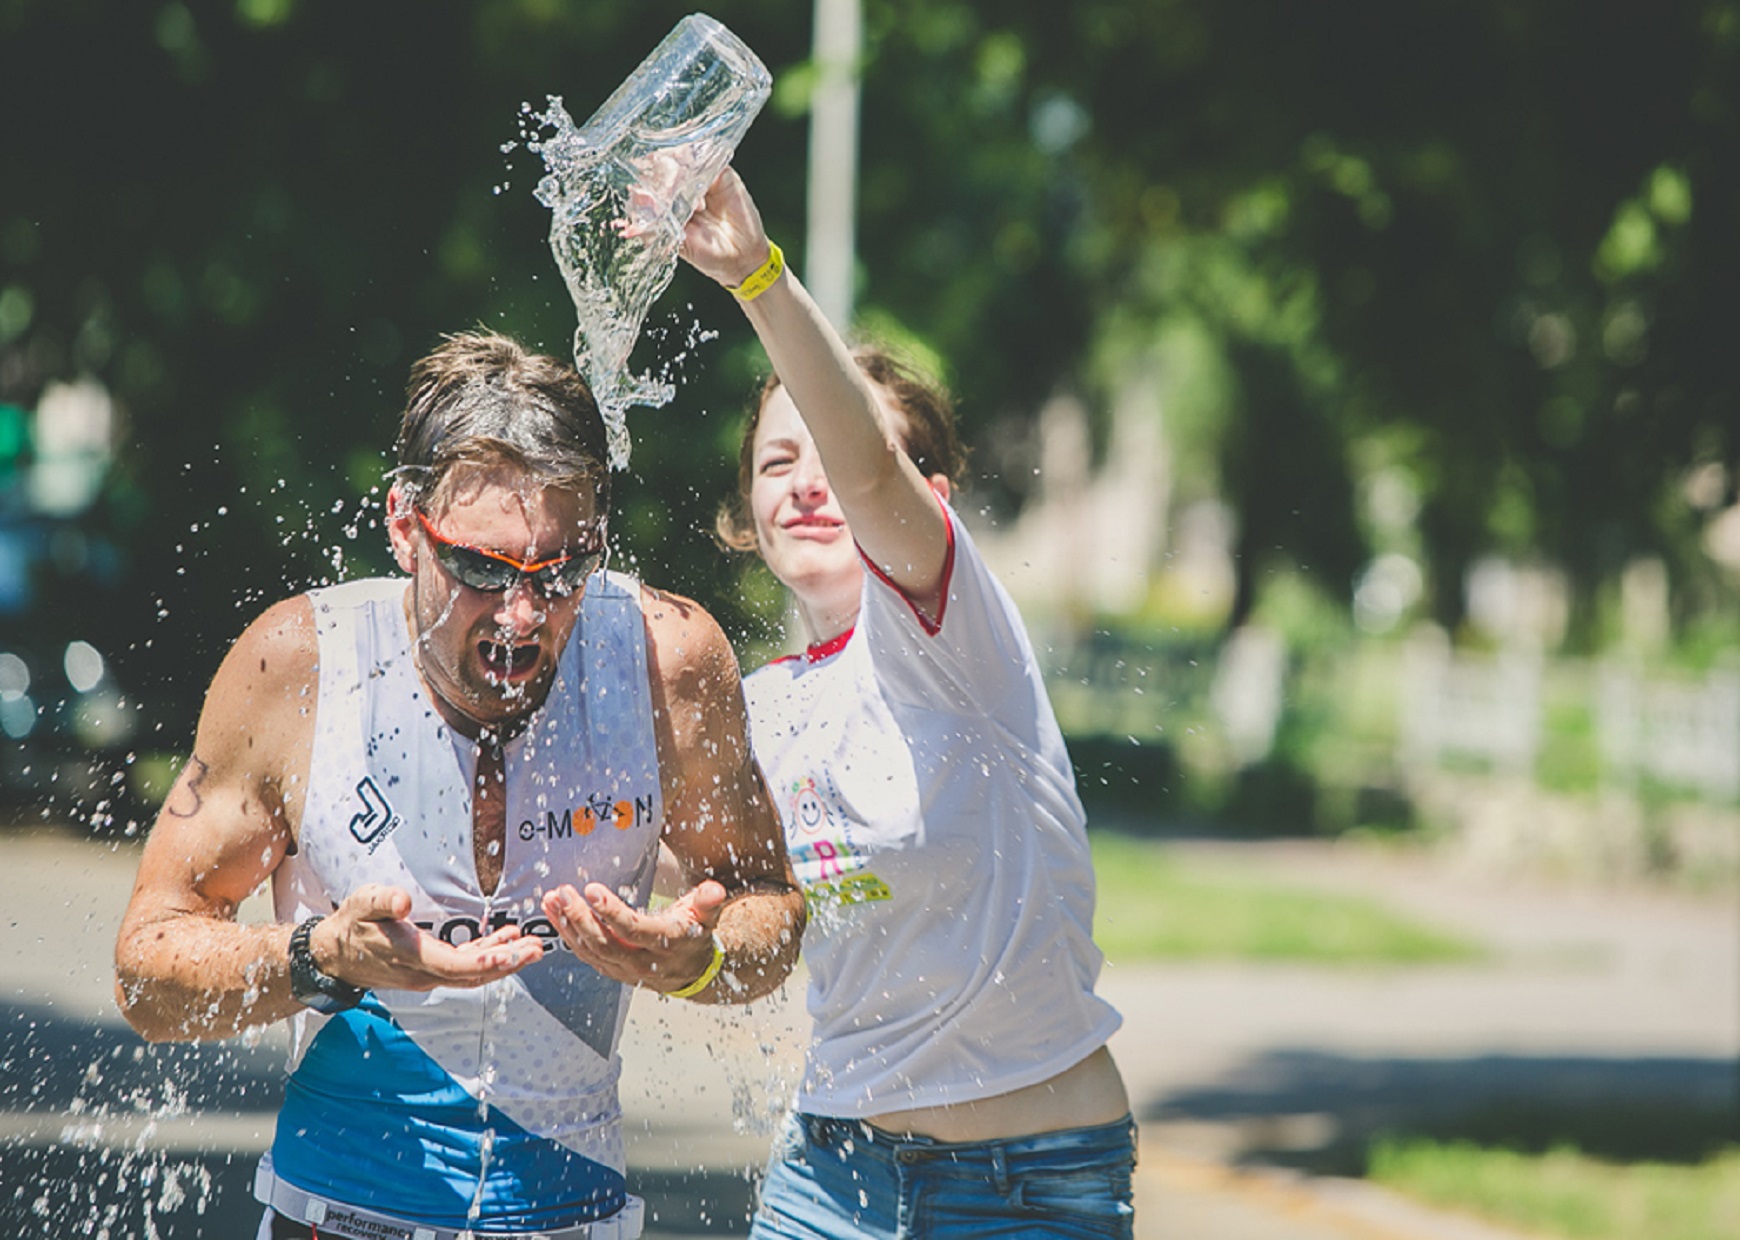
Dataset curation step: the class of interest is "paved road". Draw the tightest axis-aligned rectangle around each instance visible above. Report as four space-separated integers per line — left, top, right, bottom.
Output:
1 828 1733 1239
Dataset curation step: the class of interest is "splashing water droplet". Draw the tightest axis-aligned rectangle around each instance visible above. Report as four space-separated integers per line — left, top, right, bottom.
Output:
526 97 678 470
521 16 770 471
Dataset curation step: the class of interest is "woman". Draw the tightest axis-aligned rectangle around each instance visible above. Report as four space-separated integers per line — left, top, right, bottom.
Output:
681 169 1135 1239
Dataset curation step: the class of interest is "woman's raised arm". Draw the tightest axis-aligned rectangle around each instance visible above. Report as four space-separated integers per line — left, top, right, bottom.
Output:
680 168 951 604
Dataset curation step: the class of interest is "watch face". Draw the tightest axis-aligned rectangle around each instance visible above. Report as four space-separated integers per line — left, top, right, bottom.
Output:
290 917 362 1013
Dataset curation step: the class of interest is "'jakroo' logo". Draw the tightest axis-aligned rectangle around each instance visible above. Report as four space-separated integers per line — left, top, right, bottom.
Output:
349 776 401 849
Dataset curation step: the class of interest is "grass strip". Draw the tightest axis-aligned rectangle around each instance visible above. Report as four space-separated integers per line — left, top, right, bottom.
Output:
1368 1137 1740 1240
1089 832 1482 965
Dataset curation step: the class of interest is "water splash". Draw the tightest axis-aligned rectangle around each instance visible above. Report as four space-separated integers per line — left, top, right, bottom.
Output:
523 96 684 470
520 16 769 470
2 1031 277 1236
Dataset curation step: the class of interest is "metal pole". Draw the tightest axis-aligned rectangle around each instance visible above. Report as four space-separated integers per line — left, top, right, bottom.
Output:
806 0 861 332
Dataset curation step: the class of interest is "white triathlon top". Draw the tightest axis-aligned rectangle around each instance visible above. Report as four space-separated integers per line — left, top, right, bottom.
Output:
744 502 1122 1117
267 573 662 1231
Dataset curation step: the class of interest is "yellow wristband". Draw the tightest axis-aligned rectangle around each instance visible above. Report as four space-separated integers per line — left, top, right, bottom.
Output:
729 242 785 302
665 933 725 999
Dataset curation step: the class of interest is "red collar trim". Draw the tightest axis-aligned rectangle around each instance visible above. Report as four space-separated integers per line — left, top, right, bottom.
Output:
771 496 955 667
856 490 956 638
804 627 855 663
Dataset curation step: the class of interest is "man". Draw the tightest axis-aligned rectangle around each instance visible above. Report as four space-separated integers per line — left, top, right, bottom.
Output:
115 329 805 1240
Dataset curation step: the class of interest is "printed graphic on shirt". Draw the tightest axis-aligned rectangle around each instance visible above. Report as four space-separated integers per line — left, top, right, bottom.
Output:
783 774 890 911
349 776 401 851
517 791 657 840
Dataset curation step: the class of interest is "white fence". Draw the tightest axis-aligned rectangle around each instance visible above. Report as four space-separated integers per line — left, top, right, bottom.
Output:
1596 662 1740 802
1045 624 1740 807
1400 632 1543 778
1399 632 1739 804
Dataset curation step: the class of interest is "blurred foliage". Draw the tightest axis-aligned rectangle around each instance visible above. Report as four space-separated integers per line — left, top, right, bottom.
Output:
2 0 1737 756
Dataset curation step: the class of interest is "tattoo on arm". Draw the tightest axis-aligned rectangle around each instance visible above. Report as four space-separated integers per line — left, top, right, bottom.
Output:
165 755 210 819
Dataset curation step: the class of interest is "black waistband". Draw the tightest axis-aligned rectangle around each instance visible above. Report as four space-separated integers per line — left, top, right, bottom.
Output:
270 1212 314 1240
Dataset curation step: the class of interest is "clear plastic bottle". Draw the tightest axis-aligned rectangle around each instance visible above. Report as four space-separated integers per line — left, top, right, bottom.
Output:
531 14 772 468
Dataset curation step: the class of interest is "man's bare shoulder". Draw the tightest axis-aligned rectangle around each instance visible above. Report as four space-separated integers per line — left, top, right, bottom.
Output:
198 594 320 750
223 594 319 690
638 584 732 659
636 583 745 711
637 582 710 618
157 593 321 842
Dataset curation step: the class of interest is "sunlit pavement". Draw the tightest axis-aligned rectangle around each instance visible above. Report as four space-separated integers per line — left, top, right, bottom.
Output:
3 826 1734 1239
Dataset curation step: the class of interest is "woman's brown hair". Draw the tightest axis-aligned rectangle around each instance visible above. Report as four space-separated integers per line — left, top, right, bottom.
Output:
716 344 967 553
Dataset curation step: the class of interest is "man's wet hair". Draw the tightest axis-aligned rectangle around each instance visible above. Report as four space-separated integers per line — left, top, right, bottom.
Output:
393 329 609 513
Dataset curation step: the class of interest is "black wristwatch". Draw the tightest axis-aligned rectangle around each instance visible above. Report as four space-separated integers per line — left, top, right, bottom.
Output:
288 916 365 1014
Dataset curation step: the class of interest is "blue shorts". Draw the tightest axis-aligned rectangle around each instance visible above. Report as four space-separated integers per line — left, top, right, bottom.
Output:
749 1111 1137 1240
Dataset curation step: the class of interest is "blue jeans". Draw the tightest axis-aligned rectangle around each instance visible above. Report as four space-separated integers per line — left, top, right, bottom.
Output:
750 1112 1137 1240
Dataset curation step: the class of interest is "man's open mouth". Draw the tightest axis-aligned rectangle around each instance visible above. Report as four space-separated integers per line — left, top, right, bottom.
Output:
480 640 540 681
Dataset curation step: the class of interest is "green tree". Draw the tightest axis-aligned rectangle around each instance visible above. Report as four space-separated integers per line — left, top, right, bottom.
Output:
2 0 1735 776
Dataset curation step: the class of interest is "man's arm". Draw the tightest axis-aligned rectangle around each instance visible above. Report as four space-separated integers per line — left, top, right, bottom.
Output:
114 596 319 1041
542 587 804 1004
115 595 545 1043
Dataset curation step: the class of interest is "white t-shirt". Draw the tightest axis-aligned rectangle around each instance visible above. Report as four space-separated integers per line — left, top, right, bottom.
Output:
744 504 1122 1117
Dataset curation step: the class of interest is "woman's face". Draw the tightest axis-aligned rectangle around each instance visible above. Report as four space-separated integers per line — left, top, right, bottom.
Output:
749 385 863 611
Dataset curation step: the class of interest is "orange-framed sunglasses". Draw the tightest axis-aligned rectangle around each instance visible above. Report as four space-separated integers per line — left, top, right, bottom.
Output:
416 509 605 599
